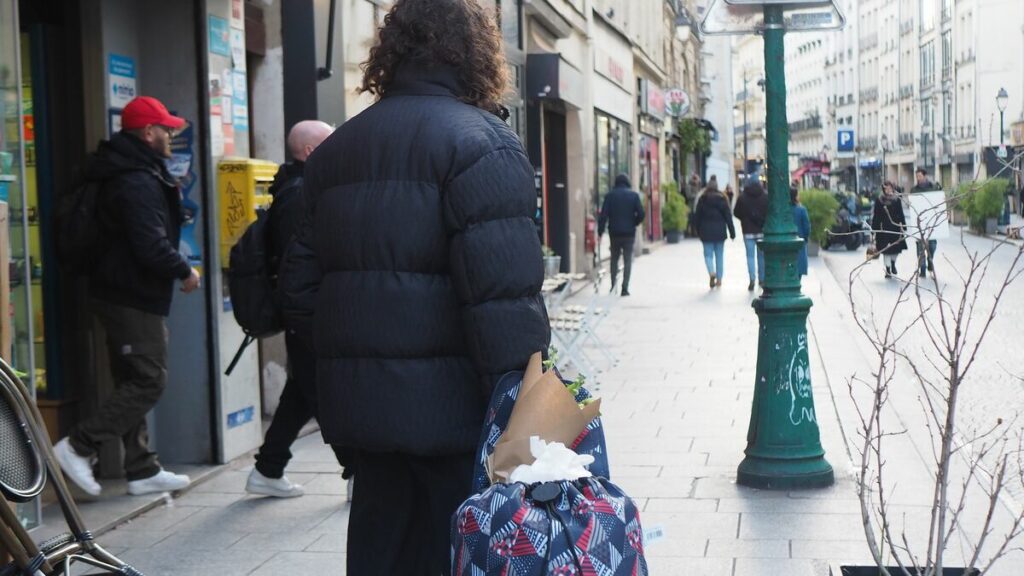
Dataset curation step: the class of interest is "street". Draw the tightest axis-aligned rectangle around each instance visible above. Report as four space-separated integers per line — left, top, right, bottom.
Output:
79 235 1024 575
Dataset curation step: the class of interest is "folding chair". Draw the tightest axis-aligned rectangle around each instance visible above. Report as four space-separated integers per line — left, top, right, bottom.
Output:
0 359 143 576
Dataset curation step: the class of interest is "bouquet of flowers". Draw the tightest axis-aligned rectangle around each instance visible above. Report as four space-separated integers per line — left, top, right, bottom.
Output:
451 352 648 576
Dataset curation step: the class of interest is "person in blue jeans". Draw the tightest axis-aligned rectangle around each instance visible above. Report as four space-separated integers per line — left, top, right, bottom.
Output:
693 176 736 288
733 179 769 290
911 168 939 278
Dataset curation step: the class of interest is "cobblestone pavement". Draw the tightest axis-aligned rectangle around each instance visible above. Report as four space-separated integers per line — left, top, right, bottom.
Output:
83 235 1024 575
820 228 1024 503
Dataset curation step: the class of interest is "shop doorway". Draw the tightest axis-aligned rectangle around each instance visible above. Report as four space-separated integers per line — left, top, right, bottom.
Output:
543 109 569 272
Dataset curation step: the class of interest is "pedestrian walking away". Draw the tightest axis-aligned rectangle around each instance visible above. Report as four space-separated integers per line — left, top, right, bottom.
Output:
911 167 939 278
871 180 908 279
692 175 735 288
599 173 645 296
279 1 550 573
733 178 769 290
791 188 811 277
685 173 702 237
243 120 358 500
54 96 202 497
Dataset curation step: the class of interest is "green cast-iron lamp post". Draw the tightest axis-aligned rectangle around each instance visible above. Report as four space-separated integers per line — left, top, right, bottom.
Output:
736 4 834 489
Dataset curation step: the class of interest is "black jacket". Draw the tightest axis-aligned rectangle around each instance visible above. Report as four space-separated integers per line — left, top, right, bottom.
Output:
266 161 306 277
912 179 938 193
694 189 736 243
87 133 190 317
733 182 769 235
598 178 645 238
280 64 551 456
871 196 908 254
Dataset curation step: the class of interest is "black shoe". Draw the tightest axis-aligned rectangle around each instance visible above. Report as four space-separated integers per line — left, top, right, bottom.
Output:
709 275 717 288
747 280 755 291
621 289 630 297
927 262 934 273
891 262 897 275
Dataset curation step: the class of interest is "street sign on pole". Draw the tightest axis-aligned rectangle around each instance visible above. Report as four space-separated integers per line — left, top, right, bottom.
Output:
838 129 855 153
701 0 846 35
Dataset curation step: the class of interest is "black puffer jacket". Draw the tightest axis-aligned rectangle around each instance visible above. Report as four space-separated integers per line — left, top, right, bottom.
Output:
281 64 551 456
694 189 736 243
87 133 190 317
733 181 769 235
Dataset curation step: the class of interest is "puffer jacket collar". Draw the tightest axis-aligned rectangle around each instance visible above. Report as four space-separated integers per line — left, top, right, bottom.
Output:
386 61 462 99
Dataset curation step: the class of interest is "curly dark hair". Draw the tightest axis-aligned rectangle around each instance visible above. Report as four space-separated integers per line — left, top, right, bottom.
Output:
359 0 509 115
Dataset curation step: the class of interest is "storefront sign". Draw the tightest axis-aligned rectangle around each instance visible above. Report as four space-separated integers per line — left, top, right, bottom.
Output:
639 79 666 120
666 88 690 117
525 54 585 109
594 47 629 90
108 54 136 109
209 15 230 57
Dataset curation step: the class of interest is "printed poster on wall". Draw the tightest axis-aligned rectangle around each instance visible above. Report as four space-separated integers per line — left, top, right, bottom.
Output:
167 122 203 266
232 71 249 131
230 0 244 29
209 73 223 115
230 28 246 70
221 69 234 123
223 124 235 156
208 15 230 57
210 118 224 157
108 54 137 109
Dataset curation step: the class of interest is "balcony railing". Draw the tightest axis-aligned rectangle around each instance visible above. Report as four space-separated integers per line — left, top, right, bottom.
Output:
860 136 879 151
920 77 935 92
957 125 977 139
790 115 822 134
941 7 952 23
900 84 914 100
900 20 914 35
942 65 952 81
899 133 914 148
859 87 879 103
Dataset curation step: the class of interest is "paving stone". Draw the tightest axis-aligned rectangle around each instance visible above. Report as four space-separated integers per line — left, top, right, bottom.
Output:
116 547 276 576
305 533 347 553
643 498 719 513
249 551 346 575
230 530 324 552
639 511 740 540
645 556 733 575
790 539 875 561
706 538 790 559
734 557 820 576
739 513 865 540
151 529 247 551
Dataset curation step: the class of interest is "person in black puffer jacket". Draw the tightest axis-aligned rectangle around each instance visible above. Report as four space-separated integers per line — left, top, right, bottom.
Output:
278 1 550 574
598 173 645 296
693 175 736 288
733 180 770 290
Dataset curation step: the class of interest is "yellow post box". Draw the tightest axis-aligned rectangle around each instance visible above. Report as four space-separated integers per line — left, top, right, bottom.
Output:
218 158 278 267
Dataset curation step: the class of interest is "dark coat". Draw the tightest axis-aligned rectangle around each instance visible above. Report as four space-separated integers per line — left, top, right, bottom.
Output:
266 161 306 277
87 133 190 317
694 189 736 243
871 196 908 254
598 178 645 238
733 182 769 235
280 64 551 456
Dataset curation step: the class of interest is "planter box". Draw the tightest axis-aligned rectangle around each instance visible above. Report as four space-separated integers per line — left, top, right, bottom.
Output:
666 230 681 244
985 217 998 236
832 565 978 576
807 241 821 257
543 256 561 278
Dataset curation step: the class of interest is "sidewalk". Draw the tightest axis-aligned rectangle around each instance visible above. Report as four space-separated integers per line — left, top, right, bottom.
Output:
80 238 1023 575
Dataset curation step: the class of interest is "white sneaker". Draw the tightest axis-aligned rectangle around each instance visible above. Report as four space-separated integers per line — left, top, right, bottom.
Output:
54 438 101 496
127 469 191 495
245 469 304 498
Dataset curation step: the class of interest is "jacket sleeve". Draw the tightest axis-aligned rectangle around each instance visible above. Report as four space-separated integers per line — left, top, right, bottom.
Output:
720 200 736 238
114 174 191 280
279 180 322 345
733 196 746 221
443 146 551 391
634 193 645 226
598 194 609 236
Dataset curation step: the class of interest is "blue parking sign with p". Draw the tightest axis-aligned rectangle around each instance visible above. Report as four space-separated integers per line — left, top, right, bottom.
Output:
838 129 854 152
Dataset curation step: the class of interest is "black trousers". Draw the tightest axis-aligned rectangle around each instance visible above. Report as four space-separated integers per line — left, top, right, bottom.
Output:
609 235 635 291
71 300 167 481
347 451 475 576
254 331 353 479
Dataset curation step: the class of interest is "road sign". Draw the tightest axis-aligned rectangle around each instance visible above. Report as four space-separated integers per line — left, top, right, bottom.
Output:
837 129 854 152
701 0 846 35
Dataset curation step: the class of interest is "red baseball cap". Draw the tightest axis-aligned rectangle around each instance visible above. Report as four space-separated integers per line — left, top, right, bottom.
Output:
121 96 186 131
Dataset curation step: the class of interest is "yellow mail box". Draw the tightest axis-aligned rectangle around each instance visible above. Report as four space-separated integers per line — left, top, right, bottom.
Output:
218 158 278 267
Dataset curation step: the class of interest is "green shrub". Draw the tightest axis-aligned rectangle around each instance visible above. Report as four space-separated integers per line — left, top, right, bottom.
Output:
661 182 688 232
960 179 1007 228
799 188 840 246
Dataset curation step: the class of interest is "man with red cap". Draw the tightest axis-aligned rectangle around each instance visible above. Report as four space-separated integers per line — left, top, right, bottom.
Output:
54 96 202 497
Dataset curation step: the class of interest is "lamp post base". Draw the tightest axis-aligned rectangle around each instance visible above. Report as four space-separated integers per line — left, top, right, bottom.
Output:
737 455 834 490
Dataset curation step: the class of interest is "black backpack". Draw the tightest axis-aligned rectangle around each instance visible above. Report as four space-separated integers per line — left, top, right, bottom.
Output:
55 179 110 275
225 207 283 375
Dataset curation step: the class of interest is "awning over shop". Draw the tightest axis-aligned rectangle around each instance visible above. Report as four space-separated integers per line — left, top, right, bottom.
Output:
526 53 585 109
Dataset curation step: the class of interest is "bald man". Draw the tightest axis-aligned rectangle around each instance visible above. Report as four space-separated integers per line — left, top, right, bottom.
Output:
245 120 353 498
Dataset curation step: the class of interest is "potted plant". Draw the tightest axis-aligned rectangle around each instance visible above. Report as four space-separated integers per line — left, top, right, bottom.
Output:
661 182 688 244
960 179 1006 235
799 188 839 257
541 245 561 278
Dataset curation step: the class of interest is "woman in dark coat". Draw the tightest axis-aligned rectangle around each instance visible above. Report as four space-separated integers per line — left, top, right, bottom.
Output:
871 180 908 278
693 175 736 288
279 1 550 573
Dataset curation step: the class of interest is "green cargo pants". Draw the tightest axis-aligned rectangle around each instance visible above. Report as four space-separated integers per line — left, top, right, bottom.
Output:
70 300 168 481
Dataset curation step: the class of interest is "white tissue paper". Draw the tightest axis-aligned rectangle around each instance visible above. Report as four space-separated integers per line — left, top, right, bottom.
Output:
508 436 595 484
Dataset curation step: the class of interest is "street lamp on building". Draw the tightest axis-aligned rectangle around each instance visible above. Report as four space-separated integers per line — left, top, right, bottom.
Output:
880 133 889 183
997 88 1011 226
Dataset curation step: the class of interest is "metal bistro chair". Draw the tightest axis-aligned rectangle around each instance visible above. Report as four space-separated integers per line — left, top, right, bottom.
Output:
0 359 143 576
